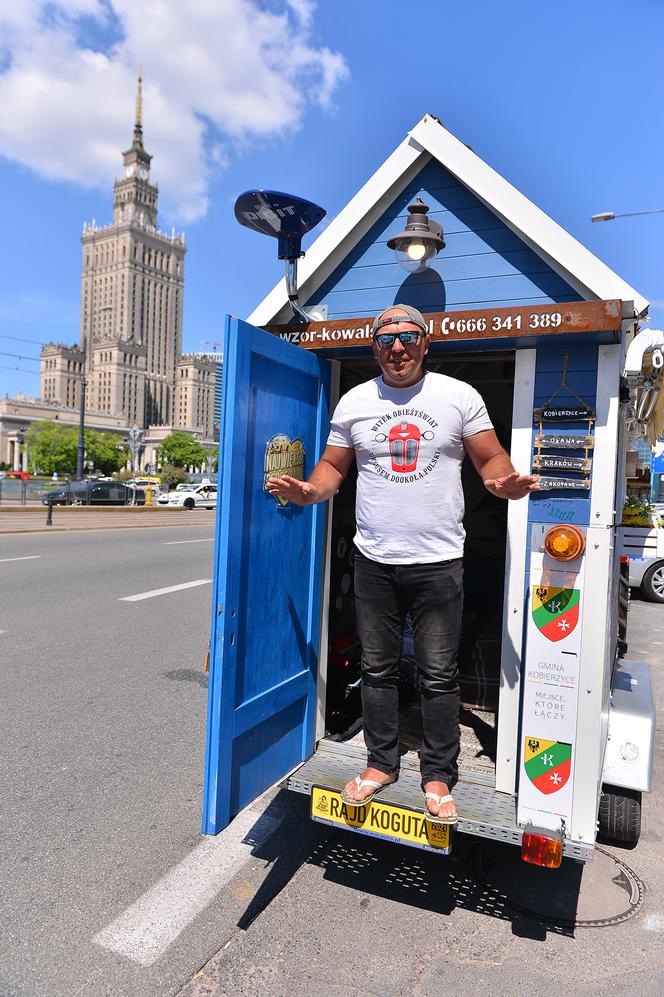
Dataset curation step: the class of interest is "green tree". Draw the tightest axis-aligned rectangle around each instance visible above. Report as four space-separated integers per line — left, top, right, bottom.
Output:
84 429 129 475
156 431 208 469
27 423 78 475
27 422 129 475
159 464 189 489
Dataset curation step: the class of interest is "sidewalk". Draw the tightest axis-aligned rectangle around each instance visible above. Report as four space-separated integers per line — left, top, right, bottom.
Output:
0 506 216 534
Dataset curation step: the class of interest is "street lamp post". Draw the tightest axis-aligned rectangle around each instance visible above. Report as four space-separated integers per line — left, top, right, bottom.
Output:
75 372 87 480
591 208 664 222
595 205 664 506
76 304 112 480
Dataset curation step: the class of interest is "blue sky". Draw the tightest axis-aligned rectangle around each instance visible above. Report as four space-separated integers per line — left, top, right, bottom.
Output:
1 0 663 398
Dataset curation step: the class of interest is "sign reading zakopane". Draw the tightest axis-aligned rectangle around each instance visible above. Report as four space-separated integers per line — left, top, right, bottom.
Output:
266 299 622 349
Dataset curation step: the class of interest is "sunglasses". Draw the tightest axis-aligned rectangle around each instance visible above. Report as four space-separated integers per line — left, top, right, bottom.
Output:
373 330 423 348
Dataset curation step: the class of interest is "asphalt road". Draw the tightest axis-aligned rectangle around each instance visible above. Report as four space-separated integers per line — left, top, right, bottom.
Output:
1 530 663 997
0 524 269 997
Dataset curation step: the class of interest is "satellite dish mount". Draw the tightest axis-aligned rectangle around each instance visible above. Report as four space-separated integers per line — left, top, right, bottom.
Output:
234 190 327 323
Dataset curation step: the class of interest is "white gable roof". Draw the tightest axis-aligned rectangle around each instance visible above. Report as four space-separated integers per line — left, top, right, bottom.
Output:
248 113 648 326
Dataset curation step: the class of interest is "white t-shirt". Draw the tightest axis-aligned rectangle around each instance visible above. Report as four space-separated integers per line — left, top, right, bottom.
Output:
327 371 493 564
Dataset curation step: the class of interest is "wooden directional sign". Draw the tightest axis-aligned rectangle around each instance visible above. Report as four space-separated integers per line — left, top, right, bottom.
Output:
533 454 591 473
533 405 596 422
265 299 623 350
535 434 594 450
537 476 592 491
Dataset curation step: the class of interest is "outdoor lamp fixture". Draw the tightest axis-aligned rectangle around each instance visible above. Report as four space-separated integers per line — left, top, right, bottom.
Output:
234 190 327 323
592 208 664 222
387 197 445 273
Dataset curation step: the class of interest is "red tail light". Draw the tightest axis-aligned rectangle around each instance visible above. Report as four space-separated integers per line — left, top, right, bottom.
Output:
521 828 563 868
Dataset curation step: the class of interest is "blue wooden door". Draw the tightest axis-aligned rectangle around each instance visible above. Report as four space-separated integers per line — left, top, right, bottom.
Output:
202 317 332 834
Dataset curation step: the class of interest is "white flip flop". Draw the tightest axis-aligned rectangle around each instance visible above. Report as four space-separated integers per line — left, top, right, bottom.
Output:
340 775 393 808
422 790 458 826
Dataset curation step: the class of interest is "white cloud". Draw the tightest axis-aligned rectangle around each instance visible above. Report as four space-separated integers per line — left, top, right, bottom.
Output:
0 1 348 222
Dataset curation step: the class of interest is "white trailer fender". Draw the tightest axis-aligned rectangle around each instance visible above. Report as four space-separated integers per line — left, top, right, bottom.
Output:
602 659 656 793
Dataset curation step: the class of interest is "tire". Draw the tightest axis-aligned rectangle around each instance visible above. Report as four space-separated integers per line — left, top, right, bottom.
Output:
618 560 630 658
183 498 195 510
640 561 664 603
598 785 642 846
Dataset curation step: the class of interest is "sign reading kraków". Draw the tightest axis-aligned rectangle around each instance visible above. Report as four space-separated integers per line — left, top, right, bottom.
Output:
532 454 591 473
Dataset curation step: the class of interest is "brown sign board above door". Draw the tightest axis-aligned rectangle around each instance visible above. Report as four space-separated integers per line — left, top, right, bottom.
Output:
265 299 623 350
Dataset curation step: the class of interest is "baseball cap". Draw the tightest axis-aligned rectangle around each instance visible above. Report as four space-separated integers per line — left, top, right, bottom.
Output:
370 303 429 337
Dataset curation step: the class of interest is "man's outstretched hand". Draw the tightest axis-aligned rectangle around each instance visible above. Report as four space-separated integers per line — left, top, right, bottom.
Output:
265 475 319 506
484 471 540 499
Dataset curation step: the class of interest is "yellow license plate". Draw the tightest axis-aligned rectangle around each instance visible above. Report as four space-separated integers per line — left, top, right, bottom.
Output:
310 785 451 854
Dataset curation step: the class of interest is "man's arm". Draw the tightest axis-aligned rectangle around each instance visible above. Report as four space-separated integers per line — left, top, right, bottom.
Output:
266 444 355 506
463 429 539 500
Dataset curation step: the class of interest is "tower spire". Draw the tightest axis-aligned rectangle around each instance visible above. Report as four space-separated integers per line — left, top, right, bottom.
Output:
136 67 142 128
132 68 143 148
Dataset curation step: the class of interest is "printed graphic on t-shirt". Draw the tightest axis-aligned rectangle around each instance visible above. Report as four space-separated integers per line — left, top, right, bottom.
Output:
388 421 420 472
368 409 440 483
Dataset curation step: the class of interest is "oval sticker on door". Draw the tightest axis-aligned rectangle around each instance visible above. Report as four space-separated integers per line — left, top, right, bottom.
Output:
264 434 306 506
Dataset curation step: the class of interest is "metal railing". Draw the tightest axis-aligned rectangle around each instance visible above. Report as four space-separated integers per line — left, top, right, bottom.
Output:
0 478 144 507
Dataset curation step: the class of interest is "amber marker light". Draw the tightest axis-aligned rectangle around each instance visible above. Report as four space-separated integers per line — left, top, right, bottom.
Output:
521 828 564 869
543 524 585 561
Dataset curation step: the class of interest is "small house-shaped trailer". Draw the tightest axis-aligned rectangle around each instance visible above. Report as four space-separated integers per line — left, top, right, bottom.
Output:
203 114 655 865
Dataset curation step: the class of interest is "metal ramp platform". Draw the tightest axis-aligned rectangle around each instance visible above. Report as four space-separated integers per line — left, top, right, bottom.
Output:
287 739 592 860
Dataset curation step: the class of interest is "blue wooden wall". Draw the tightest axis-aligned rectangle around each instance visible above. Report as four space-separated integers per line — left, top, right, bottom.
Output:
528 344 598 528
307 160 581 319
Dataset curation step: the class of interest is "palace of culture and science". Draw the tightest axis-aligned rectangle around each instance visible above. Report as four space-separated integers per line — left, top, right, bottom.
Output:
0 76 219 472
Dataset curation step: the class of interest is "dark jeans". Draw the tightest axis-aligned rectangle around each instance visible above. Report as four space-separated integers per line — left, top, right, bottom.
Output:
353 549 463 788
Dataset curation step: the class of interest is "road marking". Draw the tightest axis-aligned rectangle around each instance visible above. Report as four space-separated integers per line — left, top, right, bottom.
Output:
0 555 41 563
120 579 212 602
93 799 286 966
161 538 214 545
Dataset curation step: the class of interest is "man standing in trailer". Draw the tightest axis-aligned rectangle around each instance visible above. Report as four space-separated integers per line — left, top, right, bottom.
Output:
266 304 538 824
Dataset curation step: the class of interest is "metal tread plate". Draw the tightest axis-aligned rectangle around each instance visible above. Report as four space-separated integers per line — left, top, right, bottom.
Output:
288 739 593 861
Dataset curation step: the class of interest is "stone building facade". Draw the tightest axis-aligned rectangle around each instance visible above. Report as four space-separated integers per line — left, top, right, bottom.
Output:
175 355 216 434
38 75 216 443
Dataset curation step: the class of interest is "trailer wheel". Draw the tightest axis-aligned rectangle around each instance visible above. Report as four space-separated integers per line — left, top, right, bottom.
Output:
618 560 630 658
640 562 664 603
598 786 641 846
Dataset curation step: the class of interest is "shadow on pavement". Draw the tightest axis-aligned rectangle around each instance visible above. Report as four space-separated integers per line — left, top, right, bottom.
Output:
237 789 578 939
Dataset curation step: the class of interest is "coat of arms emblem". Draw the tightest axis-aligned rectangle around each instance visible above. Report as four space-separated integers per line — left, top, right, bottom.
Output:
531 585 580 642
524 737 572 794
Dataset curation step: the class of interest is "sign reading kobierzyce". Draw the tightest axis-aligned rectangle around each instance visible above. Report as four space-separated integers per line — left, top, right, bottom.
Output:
265 300 623 349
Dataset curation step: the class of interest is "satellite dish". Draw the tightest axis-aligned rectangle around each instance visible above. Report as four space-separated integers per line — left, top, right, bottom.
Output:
234 190 326 260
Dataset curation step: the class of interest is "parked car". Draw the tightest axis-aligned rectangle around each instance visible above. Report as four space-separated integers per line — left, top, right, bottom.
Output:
124 477 161 498
42 481 146 506
622 523 664 602
157 483 196 505
165 482 217 510
5 470 31 481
